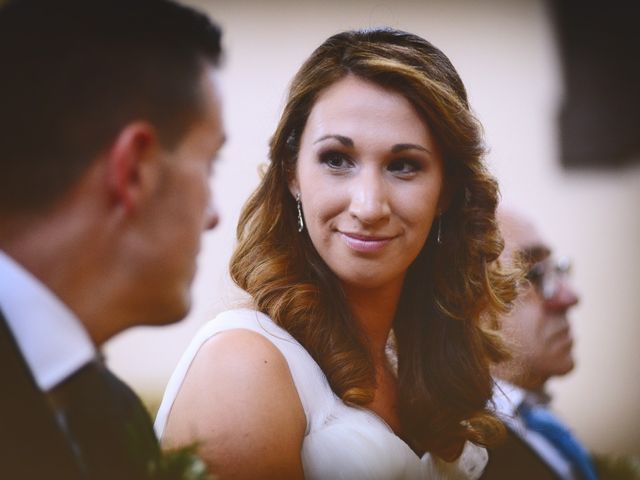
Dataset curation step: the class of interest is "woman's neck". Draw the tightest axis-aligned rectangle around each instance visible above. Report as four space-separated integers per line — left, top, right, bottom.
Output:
342 276 404 363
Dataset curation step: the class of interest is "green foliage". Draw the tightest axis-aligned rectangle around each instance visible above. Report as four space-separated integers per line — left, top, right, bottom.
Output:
593 453 640 480
150 444 215 480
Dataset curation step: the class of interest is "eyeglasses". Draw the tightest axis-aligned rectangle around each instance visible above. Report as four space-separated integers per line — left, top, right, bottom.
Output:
525 256 572 300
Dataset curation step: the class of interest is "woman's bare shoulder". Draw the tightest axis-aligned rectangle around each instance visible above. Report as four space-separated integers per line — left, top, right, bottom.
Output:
162 328 306 479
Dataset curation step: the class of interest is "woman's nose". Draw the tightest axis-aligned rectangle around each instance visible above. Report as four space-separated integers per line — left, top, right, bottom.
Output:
348 169 391 226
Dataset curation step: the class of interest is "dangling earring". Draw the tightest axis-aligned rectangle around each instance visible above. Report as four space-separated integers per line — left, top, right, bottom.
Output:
296 193 304 232
436 215 443 244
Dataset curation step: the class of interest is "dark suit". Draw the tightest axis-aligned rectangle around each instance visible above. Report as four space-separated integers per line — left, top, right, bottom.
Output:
482 428 561 480
0 310 160 480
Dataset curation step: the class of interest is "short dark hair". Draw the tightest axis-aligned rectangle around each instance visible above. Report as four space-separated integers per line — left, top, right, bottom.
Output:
0 0 222 213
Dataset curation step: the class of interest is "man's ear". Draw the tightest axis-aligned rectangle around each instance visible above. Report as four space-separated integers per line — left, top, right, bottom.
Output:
105 122 161 214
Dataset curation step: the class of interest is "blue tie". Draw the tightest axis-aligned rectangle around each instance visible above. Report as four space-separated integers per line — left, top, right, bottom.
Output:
519 402 598 480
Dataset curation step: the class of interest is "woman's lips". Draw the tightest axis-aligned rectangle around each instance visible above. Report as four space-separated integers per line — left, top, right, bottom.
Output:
339 232 394 253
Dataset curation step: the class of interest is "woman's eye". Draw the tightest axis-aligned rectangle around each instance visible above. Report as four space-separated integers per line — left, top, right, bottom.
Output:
388 158 421 175
319 151 351 169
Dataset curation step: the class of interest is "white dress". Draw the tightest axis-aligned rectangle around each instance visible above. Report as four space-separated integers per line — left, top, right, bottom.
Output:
154 309 488 479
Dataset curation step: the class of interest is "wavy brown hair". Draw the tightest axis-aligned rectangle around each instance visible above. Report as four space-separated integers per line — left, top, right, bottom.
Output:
230 28 517 461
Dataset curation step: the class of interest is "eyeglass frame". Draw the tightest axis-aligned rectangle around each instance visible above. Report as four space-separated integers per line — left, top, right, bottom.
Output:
524 255 572 300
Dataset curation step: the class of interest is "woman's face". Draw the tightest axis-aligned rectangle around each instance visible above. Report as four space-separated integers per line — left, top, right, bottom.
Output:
291 75 445 291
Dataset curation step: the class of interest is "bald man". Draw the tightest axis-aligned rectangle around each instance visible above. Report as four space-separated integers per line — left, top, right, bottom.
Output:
482 208 598 480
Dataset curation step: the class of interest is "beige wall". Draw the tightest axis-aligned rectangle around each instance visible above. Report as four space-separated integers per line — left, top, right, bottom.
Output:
105 0 640 456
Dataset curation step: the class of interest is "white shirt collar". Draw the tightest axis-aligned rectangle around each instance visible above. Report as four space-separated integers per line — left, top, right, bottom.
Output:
0 250 97 390
492 379 553 417
492 379 526 419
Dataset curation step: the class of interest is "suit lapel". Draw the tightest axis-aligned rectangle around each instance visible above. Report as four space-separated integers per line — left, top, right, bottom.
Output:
0 309 161 479
0 309 82 479
482 427 561 480
50 360 161 480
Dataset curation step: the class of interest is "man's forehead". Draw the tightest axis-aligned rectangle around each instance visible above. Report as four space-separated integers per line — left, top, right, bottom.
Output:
498 208 550 263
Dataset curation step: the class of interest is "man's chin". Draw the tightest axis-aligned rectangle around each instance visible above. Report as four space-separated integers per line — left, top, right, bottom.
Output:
553 357 575 377
150 293 193 326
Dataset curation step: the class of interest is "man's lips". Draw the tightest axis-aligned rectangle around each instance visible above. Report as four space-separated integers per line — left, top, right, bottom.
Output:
547 322 574 351
339 232 396 253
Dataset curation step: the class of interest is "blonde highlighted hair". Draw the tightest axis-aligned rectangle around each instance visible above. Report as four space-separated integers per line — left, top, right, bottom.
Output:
230 28 516 460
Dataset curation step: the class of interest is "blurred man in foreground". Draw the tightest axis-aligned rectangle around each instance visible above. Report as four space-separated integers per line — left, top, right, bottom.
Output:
0 0 224 478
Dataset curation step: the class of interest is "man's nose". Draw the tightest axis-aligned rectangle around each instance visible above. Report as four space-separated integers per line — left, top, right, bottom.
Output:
545 278 579 311
348 169 391 226
205 201 219 230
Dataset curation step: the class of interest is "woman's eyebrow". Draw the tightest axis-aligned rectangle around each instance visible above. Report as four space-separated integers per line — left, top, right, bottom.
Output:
313 136 431 156
391 143 431 154
313 134 354 147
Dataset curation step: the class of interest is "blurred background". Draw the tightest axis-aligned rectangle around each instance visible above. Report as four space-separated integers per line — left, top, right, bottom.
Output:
105 0 640 456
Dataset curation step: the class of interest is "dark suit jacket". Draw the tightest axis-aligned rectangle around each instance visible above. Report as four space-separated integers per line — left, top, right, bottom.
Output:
482 427 561 480
0 310 160 480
